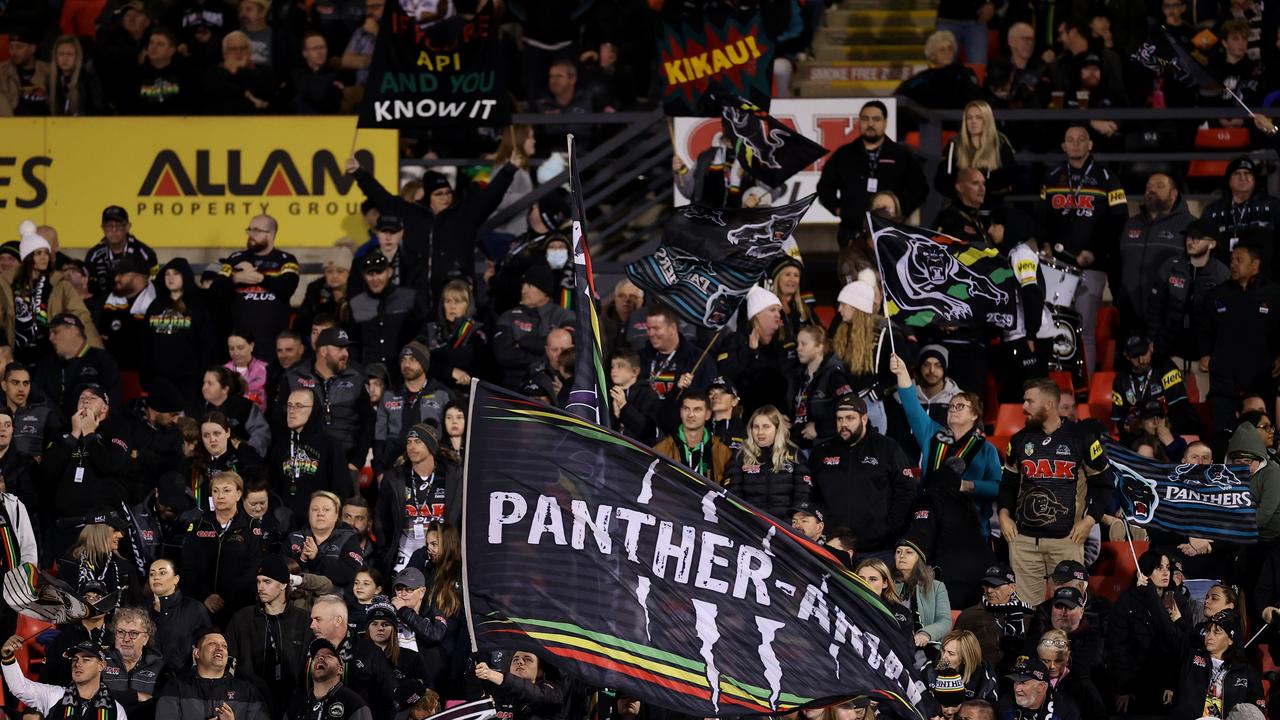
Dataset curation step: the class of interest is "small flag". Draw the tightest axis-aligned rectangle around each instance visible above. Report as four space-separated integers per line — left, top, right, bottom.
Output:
1131 19 1223 94
564 135 610 428
716 94 829 188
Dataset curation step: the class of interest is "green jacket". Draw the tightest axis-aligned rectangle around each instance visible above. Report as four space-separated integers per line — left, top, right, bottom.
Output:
1228 422 1280 540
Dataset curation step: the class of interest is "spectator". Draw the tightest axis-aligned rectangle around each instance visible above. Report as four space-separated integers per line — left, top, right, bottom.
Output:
492 265 574 389
1173 610 1262 719
203 29 275 113
986 23 1044 108
2 224 102 367
99 254 157 373
473 650 565 720
288 31 342 114
655 391 732 484
212 214 299 359
893 538 954 647
1033 626 1105 720
1146 219 1230 397
194 367 271 457
831 277 910 430
855 558 916 639
43 386 132 554
184 410 266 510
289 637 373 720
1111 334 1201 443
270 388 351 521
0 364 52 468
724 405 810 521
131 471 198 568
672 135 763 210
297 248 353 343
707 376 747 451
225 328 268 411
128 27 193 114
225 554 311 716
1208 20 1265 112
810 394 914 555
341 497 377 567
372 341 452 474
146 557 212 672
287 491 365 591
791 325 852 448
144 258 216 404
84 205 159 302
818 100 928 246
767 257 814 340
1 635 126 717
0 29 52 116
1045 20 1129 110
608 347 661 444
350 214 425 299
339 0 382 86
181 470 264 623
1200 159 1280 268
1109 550 1193 713
999 656 1080 720
922 629 998 703
307 594 397 718
155 629 270 720
933 168 991 246
1117 172 1194 333
95 1 153 111
716 286 794 416
54 519 140 609
934 100 1017 204
601 278 647 356
280 327 373 475
0 424 37 581
895 31 983 110
954 563 1031 672
48 35 104 116
789 501 825 543
349 252 429 373
103 606 166 720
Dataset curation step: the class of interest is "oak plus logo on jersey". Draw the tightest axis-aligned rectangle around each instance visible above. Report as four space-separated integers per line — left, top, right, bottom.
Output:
133 148 377 219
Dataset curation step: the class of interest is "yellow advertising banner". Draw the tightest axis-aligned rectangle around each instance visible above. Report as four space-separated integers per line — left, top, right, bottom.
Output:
0 117 397 248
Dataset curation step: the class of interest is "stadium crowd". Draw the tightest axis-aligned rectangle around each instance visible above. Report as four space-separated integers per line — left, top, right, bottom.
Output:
3 1 1280 720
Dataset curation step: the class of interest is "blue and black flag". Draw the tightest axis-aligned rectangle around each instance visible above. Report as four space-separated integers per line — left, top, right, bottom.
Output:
1107 441 1256 543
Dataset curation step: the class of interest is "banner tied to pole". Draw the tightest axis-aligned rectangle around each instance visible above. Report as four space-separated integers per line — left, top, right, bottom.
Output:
1106 440 1257 543
656 9 774 116
870 214 1018 330
358 4 510 128
462 382 932 718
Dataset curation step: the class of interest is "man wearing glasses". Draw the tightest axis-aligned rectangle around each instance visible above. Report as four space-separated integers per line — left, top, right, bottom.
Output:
212 214 300 361
103 606 167 718
84 205 158 301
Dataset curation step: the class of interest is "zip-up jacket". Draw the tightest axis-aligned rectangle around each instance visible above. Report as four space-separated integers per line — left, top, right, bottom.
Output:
1196 276 1280 397
84 234 158 299
225 602 311 711
280 365 373 467
809 428 914 550
154 669 270 720
373 380 454 475
1146 254 1229 359
180 508 265 613
349 285 429 371
491 302 574 389
724 450 811 521
149 589 212 672
287 682 372 720
791 353 853 447
373 460 461 578
1117 200 1193 324
269 394 354 521
287 525 365 589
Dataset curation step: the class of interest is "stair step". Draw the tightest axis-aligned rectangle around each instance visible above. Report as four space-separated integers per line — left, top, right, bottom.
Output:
821 26 932 43
801 61 928 84
814 44 924 61
796 79 901 97
825 8 937 27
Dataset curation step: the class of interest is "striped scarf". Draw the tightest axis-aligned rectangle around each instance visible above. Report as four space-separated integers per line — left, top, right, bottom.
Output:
56 682 117 720
451 319 476 349
0 500 19 572
926 428 984 474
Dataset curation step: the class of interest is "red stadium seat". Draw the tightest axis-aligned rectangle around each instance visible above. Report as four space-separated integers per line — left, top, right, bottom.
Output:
1188 160 1231 178
1193 127 1251 149
1099 339 1117 371
1088 371 1116 406
995 404 1024 436
1049 370 1075 395
120 371 143 404
812 304 834 329
1089 540 1149 601
988 434 1012 460
905 132 921 150
1184 372 1200 402
965 63 986 86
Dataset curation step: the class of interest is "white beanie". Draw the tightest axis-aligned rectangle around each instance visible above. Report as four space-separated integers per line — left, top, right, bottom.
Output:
745 285 782 321
17 220 49 262
838 280 876 314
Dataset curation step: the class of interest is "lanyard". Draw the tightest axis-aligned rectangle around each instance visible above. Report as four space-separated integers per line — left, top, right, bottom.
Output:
1067 159 1094 204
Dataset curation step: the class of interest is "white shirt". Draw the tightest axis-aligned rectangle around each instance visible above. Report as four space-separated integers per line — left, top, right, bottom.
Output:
2 659 128 719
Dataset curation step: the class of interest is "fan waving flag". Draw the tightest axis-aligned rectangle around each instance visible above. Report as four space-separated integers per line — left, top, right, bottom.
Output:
564 135 610 427
717 94 829 188
870 214 1018 329
1107 441 1256 543
1131 19 1222 94
626 196 816 329
461 382 932 718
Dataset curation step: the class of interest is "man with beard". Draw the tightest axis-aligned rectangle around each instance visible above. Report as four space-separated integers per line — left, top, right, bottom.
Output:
269 388 352 521
308 595 396 719
155 629 269 720
912 346 961 425
1116 172 1193 337
372 342 452 476
288 638 371 720
226 555 311 716
3 362 63 457
111 378 186 479
98 255 158 373
1147 220 1229 399
212 214 300 361
84 206 158 301
348 252 429 374
281 328 373 480
809 394 914 557
1 637 126 718
817 100 928 247
35 314 121 418
1110 334 1199 443
998 656 1079 720
998 379 1113 604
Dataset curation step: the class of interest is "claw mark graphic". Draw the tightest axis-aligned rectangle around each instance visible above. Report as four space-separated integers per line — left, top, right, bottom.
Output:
636 577 652 642
828 643 841 679
701 491 719 523
637 459 658 504
761 526 776 556
693 599 721 713
755 616 785 709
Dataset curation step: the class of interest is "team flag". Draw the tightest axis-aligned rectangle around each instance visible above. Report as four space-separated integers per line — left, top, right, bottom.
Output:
1131 19 1223 94
564 135 610 427
626 196 816 329
461 382 932 718
656 8 774 116
717 94 829 188
870 214 1018 329
358 3 510 128
4 563 93 624
1107 441 1257 543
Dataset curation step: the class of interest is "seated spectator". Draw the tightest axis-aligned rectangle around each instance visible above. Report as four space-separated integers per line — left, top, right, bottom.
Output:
103 606 167 720
894 31 982 110
922 629 998 703
854 558 915 641
95 2 153 110
288 31 343 115
3 231 102 369
55 519 141 609
340 0 382 86
608 348 660 444
893 537 954 648
999 656 1080 720
0 29 52 116
1172 610 1262 719
933 100 1017 204
790 501 825 543
225 554 311 716
954 563 1032 670
225 329 268 412
203 30 276 114
985 23 1044 112
155 629 270 720
194 366 270 457
473 650 565 720
1035 627 1105 720
128 27 193 115
48 35 104 116
1208 20 1265 117
724 405 810 521
183 410 266 510
1112 334 1200 443
534 60 600 151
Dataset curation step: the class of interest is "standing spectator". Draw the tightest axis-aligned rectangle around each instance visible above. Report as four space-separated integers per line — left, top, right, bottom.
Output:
894 31 983 110
791 325 852 449
1 636 126 717
934 101 1017 205
1 225 102 366
128 27 194 114
374 423 458 576
715 286 794 416
671 135 760 210
48 35 104 116
94 1 153 110
98 254 157 373
297 249 352 343
103 607 167 720
1171 610 1262 719
1146 219 1230 398
0 427 37 604
349 215 425 299
1107 551 1192 715
810 394 915 556
225 329 268 411
212 214 299 361
608 348 660 444
144 258 215 405
84 205 159 303
175 0 234 70
155 629 270 720
724 406 810 521
1208 20 1265 111
348 252 428 373
638 305 716 400
421 279 488 392
654 392 733 485
1038 125 1128 373
492 265 574 389
1110 335 1201 443
998 379 1113 603
225 555 311 716
1197 244 1280 438
184 410 266 510
534 60 599 151
1200 158 1280 267
288 31 343 114
281 327 373 476
269 388 352 521
236 0 286 69
933 168 992 245
1117 172 1193 336
1045 20 1128 108
181 471 264 624
486 125 538 250
194 367 271 457
935 0 994 64
146 558 212 672
0 29 51 116
818 100 928 246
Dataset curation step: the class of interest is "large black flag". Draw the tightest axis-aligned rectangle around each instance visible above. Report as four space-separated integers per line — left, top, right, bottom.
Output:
626 196 816 329
1130 19 1222 94
461 382 931 718
357 4 510 128
565 135 610 427
1107 441 1256 543
717 94 828 188
871 214 1018 330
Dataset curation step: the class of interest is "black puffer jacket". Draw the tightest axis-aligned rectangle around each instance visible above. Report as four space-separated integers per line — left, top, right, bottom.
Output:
724 448 811 521
1106 554 1192 709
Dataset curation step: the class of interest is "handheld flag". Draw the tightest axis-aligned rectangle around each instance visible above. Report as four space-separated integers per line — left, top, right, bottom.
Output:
3 563 92 624
717 94 829 188
656 8 774 116
358 3 510 128
564 135 610 428
1131 19 1222 95
1107 441 1256 543
461 382 932 718
870 214 1018 330
626 196 817 329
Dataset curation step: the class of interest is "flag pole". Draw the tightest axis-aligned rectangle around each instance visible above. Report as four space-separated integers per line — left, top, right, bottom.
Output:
1244 623 1269 649
1122 516 1141 570
347 118 361 165
676 330 723 400
866 211 895 356
1226 86 1254 114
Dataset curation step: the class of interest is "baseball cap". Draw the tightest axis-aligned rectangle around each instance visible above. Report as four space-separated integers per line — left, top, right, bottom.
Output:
375 215 404 233
835 393 867 415
112 254 150 277
393 567 426 591
980 563 1016 587
790 500 824 524
1124 334 1151 357
315 327 352 349
63 640 107 660
360 252 390 274
1052 586 1085 609
50 312 85 331
1139 399 1166 420
77 383 110 407
84 511 129 531
1048 560 1087 583
308 637 339 658
709 376 737 396
1007 656 1050 682
101 205 129 224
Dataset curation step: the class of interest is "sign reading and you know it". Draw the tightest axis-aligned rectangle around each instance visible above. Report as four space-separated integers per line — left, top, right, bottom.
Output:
0 117 396 248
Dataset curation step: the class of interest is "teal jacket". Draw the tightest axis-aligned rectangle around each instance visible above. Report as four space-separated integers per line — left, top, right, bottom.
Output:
895 578 953 642
898 384 1001 534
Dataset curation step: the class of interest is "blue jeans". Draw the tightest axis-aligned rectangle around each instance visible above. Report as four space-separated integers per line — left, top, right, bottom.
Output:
936 19 988 65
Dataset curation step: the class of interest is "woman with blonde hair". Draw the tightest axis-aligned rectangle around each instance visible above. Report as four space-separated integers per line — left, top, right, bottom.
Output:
922 630 997 702
1037 628 1107 719
48 35 102 116
934 100 1017 204
422 279 489 389
485 124 536 247
55 520 140 607
725 406 810 520
855 558 914 641
830 271 909 433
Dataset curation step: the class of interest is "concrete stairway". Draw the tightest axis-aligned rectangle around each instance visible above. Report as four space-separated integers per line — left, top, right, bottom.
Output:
794 0 938 97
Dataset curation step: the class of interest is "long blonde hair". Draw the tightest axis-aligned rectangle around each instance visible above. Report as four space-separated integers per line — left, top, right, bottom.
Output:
494 124 534 165
70 523 120 565
854 558 903 605
940 630 984 683
833 308 878 375
48 35 84 116
740 406 798 472
956 100 1001 172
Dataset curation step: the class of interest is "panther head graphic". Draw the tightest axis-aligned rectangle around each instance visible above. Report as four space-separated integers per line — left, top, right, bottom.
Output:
1170 463 1237 490
1017 487 1070 528
1114 460 1159 523
911 243 952 284
889 232 1010 322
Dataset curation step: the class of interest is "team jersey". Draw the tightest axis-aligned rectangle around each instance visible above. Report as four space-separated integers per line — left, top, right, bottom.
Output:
999 422 1111 539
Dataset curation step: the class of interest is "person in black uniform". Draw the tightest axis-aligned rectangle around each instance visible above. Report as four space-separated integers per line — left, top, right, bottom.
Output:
999 378 1113 605
179 471 264 625
210 214 300 361
1110 334 1201 444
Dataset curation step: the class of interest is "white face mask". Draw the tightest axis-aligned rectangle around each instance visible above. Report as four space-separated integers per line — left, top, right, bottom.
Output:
546 249 569 269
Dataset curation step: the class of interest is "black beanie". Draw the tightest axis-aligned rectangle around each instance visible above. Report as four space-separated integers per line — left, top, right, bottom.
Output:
523 263 557 298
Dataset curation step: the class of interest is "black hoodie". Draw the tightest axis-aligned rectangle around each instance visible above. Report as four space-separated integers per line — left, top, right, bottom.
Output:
144 258 215 389
268 386 354 521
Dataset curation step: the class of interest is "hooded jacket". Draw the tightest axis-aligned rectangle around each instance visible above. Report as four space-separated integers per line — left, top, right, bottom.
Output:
281 363 374 467
0 267 104 351
268 387 354 521
154 669 270 720
1171 649 1262 720
180 507 265 614
143 258 214 384
809 427 915 551
1229 422 1280 541
224 601 311 709
1117 198 1194 323
373 458 462 578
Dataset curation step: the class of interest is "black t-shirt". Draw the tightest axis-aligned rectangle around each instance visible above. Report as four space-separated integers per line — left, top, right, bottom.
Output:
1001 422 1109 538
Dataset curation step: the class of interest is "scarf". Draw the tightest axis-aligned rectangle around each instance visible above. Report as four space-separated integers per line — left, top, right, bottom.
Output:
702 145 745 208
56 681 117 720
450 319 476 349
676 426 712 478
926 427 986 473
0 499 21 572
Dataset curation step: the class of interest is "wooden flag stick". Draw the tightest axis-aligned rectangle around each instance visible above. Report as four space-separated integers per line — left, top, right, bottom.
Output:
676 329 723 400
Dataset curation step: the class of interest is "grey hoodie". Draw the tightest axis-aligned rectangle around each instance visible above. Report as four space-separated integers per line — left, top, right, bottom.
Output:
1227 422 1280 540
